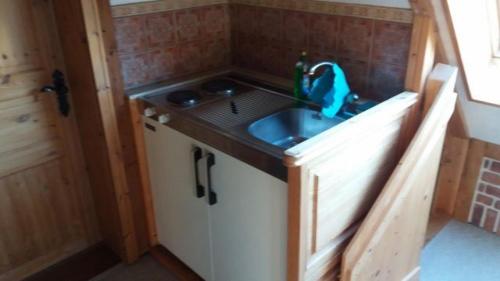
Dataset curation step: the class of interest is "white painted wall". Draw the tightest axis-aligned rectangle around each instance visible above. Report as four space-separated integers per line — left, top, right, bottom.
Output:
319 0 411 9
432 0 500 145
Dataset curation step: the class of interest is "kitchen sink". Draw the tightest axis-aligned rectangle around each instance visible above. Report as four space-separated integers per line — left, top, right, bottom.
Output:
248 108 345 149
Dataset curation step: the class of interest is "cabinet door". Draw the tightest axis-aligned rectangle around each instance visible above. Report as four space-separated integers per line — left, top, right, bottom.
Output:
142 117 212 280
204 147 288 281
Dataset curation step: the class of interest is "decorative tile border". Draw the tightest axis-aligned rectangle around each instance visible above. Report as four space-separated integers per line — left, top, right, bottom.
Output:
232 0 413 23
468 157 500 235
111 0 229 17
112 0 413 23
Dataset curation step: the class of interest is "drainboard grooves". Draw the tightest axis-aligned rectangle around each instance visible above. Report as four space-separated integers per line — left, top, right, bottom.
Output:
191 90 294 130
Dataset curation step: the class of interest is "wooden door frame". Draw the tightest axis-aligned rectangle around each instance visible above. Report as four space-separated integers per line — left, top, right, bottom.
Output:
50 0 153 263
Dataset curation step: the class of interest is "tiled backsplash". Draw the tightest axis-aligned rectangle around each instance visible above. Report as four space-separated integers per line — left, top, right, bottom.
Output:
469 157 500 235
231 4 411 101
113 1 412 100
114 4 231 89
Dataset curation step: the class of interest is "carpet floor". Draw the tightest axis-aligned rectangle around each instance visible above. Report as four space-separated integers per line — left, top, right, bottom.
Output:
421 220 500 281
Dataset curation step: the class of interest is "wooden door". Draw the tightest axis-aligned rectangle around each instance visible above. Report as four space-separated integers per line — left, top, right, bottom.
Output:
142 118 212 280
340 64 458 281
0 1 100 280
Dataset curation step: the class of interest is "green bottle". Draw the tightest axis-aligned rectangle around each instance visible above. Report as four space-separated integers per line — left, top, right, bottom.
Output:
293 51 308 99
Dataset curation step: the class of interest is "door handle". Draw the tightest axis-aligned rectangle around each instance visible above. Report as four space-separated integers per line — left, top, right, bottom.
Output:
41 70 70 117
193 146 205 198
206 152 217 206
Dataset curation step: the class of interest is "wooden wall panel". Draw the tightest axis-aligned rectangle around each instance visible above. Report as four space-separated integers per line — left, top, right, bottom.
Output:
285 92 419 281
341 64 458 281
432 136 469 215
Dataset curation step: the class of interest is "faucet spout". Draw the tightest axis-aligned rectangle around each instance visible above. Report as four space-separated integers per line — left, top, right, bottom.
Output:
308 61 336 76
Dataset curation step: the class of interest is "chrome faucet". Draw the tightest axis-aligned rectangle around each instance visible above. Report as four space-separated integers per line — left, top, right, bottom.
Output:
307 61 336 76
302 61 336 94
302 61 360 116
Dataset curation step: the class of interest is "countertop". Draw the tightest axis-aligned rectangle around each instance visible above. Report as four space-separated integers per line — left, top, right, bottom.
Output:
136 72 313 181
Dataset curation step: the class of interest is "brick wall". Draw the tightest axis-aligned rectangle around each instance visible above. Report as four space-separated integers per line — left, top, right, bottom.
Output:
231 4 412 101
113 4 231 89
469 157 500 235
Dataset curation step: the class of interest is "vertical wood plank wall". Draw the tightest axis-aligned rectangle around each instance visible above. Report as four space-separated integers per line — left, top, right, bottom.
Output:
51 0 149 262
94 0 151 254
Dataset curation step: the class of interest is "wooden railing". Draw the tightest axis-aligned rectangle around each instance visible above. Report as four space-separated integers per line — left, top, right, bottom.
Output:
284 92 419 281
340 64 458 281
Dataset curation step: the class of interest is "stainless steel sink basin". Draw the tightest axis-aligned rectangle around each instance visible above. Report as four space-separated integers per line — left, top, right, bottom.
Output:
248 108 345 149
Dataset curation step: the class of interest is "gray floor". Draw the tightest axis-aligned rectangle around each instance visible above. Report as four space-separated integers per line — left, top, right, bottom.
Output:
90 255 178 281
92 221 500 281
421 220 500 281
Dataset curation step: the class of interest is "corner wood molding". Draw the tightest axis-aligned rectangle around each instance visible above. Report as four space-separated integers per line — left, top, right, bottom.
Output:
111 0 413 23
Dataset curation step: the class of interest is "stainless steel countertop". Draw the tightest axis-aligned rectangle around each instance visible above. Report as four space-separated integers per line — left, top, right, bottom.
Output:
138 73 321 180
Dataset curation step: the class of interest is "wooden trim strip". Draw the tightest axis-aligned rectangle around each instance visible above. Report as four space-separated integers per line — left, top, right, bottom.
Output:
111 0 413 23
129 99 158 246
111 0 229 17
232 0 413 23
81 0 139 263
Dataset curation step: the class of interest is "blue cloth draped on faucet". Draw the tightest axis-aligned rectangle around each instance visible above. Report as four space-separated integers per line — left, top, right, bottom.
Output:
304 63 351 118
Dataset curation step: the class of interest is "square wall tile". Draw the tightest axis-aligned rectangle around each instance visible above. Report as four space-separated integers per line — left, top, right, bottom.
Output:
283 10 308 50
114 16 147 54
119 52 152 88
199 5 229 40
309 14 339 55
372 21 412 65
337 57 369 95
175 42 202 75
256 7 283 44
149 47 177 81
367 62 406 101
145 12 176 48
175 8 201 43
338 17 374 61
233 5 257 38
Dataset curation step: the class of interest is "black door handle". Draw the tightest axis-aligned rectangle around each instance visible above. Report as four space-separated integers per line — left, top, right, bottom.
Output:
206 152 217 206
193 146 205 198
41 70 70 117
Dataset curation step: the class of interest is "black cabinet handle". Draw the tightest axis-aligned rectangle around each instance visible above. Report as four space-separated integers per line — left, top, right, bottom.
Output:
41 70 70 117
193 147 205 198
206 152 217 206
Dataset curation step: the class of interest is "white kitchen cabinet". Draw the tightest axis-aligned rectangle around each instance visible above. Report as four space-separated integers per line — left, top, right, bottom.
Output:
142 116 288 281
143 117 212 280
208 145 288 281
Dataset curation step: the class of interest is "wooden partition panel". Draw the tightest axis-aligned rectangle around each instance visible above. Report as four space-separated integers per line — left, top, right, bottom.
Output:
285 92 419 281
341 64 458 281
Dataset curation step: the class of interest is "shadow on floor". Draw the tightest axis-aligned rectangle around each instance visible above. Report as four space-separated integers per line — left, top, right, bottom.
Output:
90 255 178 281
